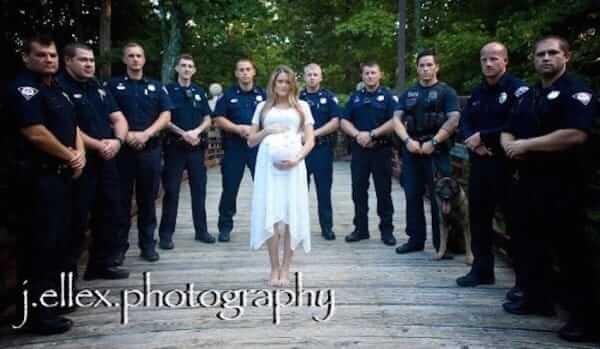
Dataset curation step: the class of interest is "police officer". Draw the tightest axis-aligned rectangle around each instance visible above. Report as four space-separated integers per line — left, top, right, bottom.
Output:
341 61 397 246
58 43 130 280
456 42 528 288
7 35 85 334
501 36 598 343
394 49 460 254
300 63 341 240
106 42 172 262
159 54 214 248
213 58 266 242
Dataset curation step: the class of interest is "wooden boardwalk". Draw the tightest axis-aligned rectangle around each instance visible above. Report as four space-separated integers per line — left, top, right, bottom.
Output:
0 161 595 348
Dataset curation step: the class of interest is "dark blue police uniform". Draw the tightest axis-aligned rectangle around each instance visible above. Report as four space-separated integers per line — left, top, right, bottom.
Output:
505 73 597 322
459 73 528 282
398 81 458 250
7 69 77 327
159 82 212 244
58 72 125 276
106 75 173 256
300 88 341 237
213 85 266 237
343 86 396 241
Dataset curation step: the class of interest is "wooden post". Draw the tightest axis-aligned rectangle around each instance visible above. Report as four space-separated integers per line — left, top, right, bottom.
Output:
397 0 406 92
99 0 112 79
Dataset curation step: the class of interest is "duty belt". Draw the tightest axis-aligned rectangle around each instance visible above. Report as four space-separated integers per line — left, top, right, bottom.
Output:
165 135 207 150
354 136 391 150
315 134 336 145
37 163 72 176
127 136 161 151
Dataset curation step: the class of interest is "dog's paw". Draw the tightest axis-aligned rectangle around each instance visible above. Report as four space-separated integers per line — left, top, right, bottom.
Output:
465 254 474 265
432 253 443 261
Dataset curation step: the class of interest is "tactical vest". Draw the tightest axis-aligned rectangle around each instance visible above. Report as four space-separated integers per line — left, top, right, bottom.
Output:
403 83 449 139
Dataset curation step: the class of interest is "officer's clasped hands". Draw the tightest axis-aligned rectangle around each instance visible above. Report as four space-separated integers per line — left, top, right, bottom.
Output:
99 138 121 160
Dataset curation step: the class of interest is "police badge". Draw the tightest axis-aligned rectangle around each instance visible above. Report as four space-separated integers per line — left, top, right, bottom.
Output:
498 92 507 104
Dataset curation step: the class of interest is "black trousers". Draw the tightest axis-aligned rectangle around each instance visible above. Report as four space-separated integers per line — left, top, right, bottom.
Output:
15 168 73 322
67 155 123 272
511 173 593 320
467 154 513 277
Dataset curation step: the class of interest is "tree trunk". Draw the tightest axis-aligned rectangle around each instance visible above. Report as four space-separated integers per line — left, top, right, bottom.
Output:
160 1 184 84
414 0 422 51
397 0 406 92
99 0 112 79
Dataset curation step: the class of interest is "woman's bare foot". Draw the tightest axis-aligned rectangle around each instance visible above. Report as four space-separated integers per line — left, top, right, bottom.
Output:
269 269 280 287
279 265 291 287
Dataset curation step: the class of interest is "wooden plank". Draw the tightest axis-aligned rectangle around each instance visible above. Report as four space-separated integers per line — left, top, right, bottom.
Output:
0 162 589 348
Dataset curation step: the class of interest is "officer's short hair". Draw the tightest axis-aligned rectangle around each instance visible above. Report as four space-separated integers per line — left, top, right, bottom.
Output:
22 35 55 55
416 49 437 65
177 53 194 65
360 61 381 73
534 35 570 55
236 58 256 70
122 42 144 55
63 42 93 59
304 63 321 74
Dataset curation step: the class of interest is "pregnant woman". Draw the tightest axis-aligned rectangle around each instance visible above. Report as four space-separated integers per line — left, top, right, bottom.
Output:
247 65 315 287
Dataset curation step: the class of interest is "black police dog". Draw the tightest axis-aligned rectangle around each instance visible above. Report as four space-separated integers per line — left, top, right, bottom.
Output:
433 177 473 265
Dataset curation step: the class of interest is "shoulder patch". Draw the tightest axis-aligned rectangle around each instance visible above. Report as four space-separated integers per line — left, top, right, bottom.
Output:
514 86 529 98
572 92 592 106
17 86 39 101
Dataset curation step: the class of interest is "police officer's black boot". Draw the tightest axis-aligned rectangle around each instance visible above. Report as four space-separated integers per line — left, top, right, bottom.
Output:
506 285 524 302
195 231 216 244
558 315 600 343
345 230 369 243
381 234 397 246
83 266 130 280
322 230 336 241
218 230 231 242
22 307 73 335
395 240 424 254
502 298 555 317
456 271 495 287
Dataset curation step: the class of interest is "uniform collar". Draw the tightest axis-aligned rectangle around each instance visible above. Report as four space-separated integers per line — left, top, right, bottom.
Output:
362 86 382 95
123 74 149 83
177 81 194 89
20 69 48 85
301 88 322 96
417 81 439 89
482 73 510 91
61 71 94 89
236 84 258 95
537 71 569 91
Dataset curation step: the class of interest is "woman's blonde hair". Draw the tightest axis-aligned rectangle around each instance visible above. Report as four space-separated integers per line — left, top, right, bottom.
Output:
260 65 304 129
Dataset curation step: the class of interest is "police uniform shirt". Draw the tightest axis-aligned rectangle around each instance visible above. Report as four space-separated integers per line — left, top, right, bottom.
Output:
300 88 342 129
166 82 211 131
8 70 77 165
212 85 266 127
343 86 398 131
506 73 596 173
58 73 119 140
397 82 459 137
105 75 173 131
461 74 528 149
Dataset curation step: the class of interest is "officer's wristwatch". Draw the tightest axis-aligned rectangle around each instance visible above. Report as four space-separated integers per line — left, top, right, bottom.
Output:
402 136 410 145
369 130 376 138
430 138 439 149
